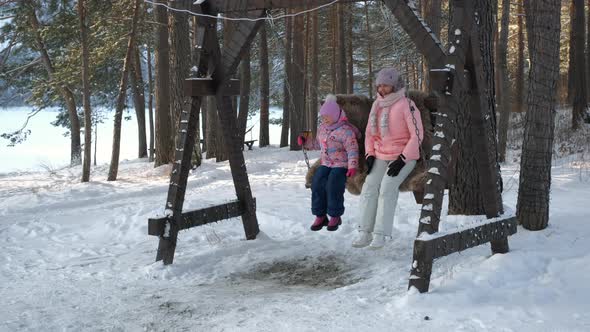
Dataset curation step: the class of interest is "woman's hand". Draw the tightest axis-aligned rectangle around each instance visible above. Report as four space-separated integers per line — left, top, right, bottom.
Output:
387 154 406 177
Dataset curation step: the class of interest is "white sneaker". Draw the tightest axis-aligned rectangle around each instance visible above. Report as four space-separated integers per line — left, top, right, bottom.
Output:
352 231 372 248
368 234 386 250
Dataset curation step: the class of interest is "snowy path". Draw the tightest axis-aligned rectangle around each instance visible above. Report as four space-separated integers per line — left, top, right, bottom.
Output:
1 147 589 331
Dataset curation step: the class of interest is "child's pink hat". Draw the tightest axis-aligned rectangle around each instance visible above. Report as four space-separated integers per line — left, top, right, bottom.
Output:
320 94 342 122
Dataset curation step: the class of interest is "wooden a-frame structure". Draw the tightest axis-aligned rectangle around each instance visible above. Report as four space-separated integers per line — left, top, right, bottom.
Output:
148 0 517 293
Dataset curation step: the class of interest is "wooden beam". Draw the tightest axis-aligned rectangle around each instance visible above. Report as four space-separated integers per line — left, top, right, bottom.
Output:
148 199 253 236
421 215 516 260
409 215 517 292
184 78 241 96
382 0 446 67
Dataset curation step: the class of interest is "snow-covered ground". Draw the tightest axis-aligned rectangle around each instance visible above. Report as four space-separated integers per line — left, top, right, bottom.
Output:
1 108 590 331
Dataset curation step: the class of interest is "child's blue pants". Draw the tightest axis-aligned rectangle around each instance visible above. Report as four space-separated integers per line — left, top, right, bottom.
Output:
311 166 347 217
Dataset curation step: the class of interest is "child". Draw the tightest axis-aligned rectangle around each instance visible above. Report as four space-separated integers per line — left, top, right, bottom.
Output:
352 67 424 249
298 95 361 231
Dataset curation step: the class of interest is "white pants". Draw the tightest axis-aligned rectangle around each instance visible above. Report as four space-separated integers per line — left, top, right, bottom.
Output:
358 158 416 237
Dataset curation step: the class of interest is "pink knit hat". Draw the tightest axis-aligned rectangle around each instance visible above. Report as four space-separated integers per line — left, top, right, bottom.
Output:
320 94 342 122
376 67 405 91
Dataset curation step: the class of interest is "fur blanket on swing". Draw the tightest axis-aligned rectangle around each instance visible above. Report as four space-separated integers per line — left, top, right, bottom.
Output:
305 91 436 195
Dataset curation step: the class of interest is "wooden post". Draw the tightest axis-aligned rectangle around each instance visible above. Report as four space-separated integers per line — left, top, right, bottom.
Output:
155 4 216 264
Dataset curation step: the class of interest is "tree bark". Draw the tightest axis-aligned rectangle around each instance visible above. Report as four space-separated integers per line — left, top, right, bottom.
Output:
154 0 173 167
259 23 270 147
571 0 587 129
191 16 202 168
25 0 81 166
336 3 347 94
78 0 92 182
515 0 525 113
129 44 148 158
517 0 561 231
290 7 305 150
238 49 251 145
568 2 575 105
422 0 442 89
280 10 292 148
364 1 373 99
497 0 511 162
205 96 218 159
169 0 191 153
310 10 319 136
108 0 141 181
147 41 155 162
347 4 354 94
449 0 498 215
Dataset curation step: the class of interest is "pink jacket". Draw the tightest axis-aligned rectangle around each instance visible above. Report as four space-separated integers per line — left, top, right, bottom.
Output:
365 97 424 161
304 120 360 169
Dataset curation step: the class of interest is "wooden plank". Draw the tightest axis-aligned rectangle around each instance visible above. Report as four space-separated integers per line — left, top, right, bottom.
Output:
148 199 253 236
382 0 446 67
184 78 241 96
419 215 517 260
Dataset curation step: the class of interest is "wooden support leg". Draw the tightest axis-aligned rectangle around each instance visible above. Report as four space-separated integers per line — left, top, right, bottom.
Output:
408 240 434 293
491 237 509 254
156 96 203 264
216 95 259 239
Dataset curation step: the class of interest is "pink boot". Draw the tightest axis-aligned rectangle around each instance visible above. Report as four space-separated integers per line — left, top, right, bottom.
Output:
327 216 342 231
310 215 328 231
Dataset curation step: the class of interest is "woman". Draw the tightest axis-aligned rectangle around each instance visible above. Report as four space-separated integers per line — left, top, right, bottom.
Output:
352 67 424 249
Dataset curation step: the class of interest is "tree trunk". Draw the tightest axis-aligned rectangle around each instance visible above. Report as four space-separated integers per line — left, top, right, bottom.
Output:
169 0 191 154
422 0 442 89
568 2 575 105
238 50 251 145
259 23 270 147
191 16 202 168
147 41 155 162
364 1 373 99
107 0 141 181
572 0 588 129
129 44 148 158
26 1 81 166
449 0 497 215
517 0 561 231
78 0 92 182
497 0 511 162
587 0 590 100
154 0 173 167
290 8 305 150
310 10 319 137
347 4 354 94
280 10 292 148
330 6 336 92
205 96 218 159
515 0 525 113
336 3 347 94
